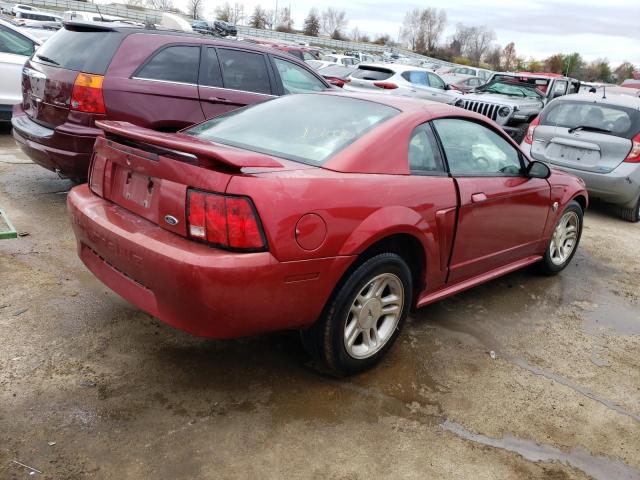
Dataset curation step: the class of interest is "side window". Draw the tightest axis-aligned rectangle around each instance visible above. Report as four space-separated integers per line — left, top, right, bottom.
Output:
273 57 325 94
0 25 35 56
433 119 522 176
137 45 200 84
302 52 315 61
218 48 271 94
402 71 427 85
199 47 222 88
427 73 445 89
553 80 568 97
408 123 445 173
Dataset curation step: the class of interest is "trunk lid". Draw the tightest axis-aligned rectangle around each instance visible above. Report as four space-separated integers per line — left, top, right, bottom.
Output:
89 122 308 239
22 24 125 128
346 65 395 91
530 100 639 173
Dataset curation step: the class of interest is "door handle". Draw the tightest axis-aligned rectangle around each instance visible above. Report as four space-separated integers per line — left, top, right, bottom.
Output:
471 192 487 203
207 96 233 104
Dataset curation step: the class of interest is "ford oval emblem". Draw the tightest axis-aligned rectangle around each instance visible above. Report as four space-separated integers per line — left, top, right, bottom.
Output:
164 215 179 226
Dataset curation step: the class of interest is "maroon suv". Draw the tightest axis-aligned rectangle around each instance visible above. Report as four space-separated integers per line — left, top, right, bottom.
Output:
12 23 331 181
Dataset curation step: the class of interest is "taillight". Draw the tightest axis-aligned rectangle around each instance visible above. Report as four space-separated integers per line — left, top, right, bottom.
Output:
624 133 640 163
373 82 398 90
187 189 266 251
327 77 345 88
71 73 105 114
523 115 540 145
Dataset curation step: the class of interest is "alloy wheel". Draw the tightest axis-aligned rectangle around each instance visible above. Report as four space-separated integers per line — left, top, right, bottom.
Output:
549 211 580 266
343 273 404 359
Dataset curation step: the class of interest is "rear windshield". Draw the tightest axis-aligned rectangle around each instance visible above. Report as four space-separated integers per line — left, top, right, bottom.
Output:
540 101 640 139
185 94 399 165
351 66 393 81
31 27 125 74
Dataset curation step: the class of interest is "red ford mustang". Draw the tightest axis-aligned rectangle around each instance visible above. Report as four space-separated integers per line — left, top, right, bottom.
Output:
67 92 587 375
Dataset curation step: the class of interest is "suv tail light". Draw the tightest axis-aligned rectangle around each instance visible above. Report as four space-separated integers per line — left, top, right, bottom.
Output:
373 82 398 90
71 73 105 114
187 190 267 251
523 116 540 145
624 133 640 163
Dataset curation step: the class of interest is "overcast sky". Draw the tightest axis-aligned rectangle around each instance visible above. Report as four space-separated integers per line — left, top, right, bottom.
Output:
173 0 640 66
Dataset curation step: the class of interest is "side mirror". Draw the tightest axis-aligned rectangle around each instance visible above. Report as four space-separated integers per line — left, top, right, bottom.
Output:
526 161 551 179
444 84 451 90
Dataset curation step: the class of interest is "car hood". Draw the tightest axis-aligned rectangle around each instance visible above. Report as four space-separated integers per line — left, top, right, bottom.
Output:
459 92 543 109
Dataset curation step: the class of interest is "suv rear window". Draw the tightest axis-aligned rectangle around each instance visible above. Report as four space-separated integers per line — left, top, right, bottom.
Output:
31 27 125 75
136 45 200 84
185 94 399 165
351 66 393 81
540 101 640 139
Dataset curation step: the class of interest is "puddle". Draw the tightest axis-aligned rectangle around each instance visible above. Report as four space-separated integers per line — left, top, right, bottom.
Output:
443 420 640 480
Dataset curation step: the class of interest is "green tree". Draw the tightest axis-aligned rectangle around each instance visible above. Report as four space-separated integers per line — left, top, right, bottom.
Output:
302 8 320 37
563 52 583 77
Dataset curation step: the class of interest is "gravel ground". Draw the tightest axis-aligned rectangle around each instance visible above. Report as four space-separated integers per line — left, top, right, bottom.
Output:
1 125 639 480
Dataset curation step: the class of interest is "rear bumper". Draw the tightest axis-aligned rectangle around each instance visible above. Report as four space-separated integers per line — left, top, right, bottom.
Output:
521 144 640 205
67 185 354 339
11 106 101 180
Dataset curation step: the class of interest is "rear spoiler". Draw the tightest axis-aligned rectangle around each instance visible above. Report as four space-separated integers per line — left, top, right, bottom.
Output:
95 121 283 169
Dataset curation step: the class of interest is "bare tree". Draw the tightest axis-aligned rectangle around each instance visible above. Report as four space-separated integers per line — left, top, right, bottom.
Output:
186 0 203 19
320 8 347 37
466 25 496 63
126 0 145 8
451 24 475 58
485 45 502 70
214 2 233 22
249 5 269 29
275 6 294 32
502 42 516 71
401 8 421 50
146 0 173 10
419 8 447 53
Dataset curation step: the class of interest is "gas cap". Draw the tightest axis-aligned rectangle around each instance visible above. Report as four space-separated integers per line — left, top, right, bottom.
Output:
295 214 327 251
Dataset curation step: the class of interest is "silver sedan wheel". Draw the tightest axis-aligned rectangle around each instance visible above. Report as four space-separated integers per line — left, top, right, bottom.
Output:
549 211 580 266
343 273 404 359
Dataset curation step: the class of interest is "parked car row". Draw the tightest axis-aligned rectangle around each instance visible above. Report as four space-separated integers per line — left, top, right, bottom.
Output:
3 16 638 376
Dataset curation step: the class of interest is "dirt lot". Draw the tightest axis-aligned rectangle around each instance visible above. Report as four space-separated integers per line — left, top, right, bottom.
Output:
1 124 639 480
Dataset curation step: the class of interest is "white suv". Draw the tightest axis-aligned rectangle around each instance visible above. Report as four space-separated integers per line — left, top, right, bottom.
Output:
344 63 459 105
0 18 42 121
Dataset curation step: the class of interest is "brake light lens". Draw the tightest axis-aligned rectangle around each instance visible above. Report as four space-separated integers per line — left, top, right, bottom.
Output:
624 133 640 163
524 115 540 145
71 73 105 114
187 190 266 251
373 82 398 90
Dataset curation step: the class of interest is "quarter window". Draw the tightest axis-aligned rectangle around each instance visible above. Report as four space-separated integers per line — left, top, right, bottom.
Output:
408 124 445 173
0 25 35 56
137 46 200 84
433 119 522 175
218 48 271 94
273 57 325 94
402 71 428 85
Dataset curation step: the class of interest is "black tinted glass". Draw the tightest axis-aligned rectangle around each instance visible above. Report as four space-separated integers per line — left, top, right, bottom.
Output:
218 48 271 94
200 47 222 87
137 46 200 84
351 66 393 81
31 27 125 74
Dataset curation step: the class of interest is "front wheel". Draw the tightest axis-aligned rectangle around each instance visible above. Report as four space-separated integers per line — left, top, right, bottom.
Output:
539 200 583 275
300 253 412 376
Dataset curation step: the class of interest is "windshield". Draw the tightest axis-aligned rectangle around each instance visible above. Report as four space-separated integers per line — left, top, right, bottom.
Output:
481 81 542 99
185 94 399 165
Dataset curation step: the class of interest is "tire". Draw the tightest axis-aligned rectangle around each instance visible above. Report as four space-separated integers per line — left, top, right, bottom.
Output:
300 253 413 376
618 194 640 223
538 200 583 275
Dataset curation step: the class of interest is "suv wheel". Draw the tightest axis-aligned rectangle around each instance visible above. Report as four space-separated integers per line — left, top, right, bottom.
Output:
539 200 583 275
618 193 640 223
300 253 412 376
